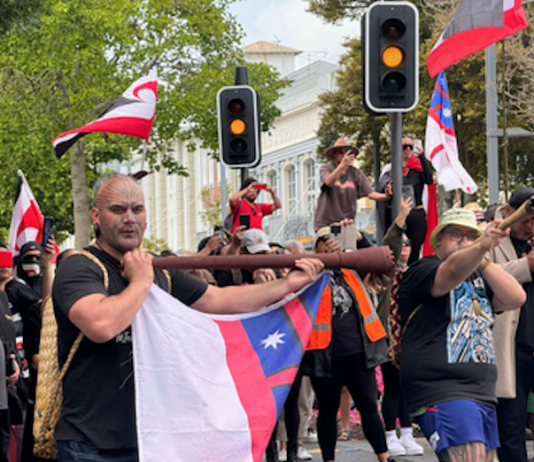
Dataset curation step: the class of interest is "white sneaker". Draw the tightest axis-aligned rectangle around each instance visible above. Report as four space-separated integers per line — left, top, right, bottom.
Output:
387 436 407 457
278 448 287 462
400 434 424 456
305 429 318 443
297 445 313 460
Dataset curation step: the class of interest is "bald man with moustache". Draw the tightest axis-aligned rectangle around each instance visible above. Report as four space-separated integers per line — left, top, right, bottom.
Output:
52 173 324 462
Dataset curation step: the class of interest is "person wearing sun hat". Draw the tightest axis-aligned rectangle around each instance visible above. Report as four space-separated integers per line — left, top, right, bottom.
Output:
313 138 389 231
397 208 526 462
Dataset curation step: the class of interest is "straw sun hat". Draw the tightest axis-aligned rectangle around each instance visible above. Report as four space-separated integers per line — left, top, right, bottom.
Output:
324 138 360 159
429 208 483 250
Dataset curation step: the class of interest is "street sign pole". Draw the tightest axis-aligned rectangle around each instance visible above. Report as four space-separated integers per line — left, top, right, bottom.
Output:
486 45 499 204
390 112 403 219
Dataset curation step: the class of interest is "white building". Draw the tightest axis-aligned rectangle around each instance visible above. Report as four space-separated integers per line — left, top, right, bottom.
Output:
123 41 374 252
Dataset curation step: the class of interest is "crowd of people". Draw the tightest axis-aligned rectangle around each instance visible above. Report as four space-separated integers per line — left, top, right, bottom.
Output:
0 135 532 462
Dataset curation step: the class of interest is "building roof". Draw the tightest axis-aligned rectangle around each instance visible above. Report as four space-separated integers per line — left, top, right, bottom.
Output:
242 41 302 55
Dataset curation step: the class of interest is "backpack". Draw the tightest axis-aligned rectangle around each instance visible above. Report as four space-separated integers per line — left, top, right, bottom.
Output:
387 268 421 369
33 250 171 459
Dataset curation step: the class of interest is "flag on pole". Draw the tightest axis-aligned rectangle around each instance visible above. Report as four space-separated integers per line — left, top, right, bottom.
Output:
53 67 158 158
132 273 330 462
427 0 527 77
8 170 59 257
422 183 438 257
425 71 477 194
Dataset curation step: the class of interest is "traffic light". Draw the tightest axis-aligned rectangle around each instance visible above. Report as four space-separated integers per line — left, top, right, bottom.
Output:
363 1 419 113
217 85 261 168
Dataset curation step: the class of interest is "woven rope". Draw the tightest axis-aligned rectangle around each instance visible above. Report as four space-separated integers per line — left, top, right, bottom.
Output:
33 250 108 458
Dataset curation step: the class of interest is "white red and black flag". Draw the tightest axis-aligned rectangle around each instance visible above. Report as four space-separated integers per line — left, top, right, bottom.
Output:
9 170 46 256
53 67 158 158
427 0 527 77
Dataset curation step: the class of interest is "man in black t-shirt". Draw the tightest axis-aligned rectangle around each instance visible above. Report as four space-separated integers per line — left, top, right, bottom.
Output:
52 173 324 462
399 208 526 462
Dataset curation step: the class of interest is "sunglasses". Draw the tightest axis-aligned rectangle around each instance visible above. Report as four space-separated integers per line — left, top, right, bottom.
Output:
402 144 414 150
443 228 479 242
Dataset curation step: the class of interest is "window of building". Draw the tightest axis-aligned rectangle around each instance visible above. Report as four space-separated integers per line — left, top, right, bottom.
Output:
304 160 316 214
286 165 296 213
266 170 280 216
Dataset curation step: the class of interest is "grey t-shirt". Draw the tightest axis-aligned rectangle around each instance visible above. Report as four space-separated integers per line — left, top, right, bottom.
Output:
314 163 373 231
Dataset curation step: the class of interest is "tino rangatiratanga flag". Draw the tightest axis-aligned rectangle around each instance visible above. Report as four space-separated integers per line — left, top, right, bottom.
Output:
427 0 527 77
53 67 157 158
8 170 59 257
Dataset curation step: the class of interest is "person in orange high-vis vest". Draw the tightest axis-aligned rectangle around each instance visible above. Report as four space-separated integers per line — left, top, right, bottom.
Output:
301 227 395 462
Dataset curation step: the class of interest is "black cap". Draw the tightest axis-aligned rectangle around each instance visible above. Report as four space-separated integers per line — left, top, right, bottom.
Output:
509 187 534 209
20 241 41 257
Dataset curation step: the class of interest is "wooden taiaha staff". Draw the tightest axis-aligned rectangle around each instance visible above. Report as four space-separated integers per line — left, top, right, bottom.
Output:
497 196 534 230
152 246 394 277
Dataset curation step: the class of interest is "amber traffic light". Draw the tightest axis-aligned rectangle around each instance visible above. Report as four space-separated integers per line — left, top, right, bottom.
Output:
217 86 261 167
363 2 419 113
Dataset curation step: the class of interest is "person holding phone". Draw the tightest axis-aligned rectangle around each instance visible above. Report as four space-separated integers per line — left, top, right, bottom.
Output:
228 177 281 233
314 138 389 232
377 136 433 264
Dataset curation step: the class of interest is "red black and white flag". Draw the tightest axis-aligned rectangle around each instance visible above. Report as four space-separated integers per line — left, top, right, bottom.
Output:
8 170 59 258
53 67 158 158
427 0 527 77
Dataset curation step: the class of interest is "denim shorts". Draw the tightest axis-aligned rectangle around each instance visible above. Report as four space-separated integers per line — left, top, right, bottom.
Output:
414 399 499 455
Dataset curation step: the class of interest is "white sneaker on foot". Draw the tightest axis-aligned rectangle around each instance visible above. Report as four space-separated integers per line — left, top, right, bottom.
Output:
278 448 287 462
304 429 318 443
386 436 407 457
297 445 312 460
400 434 424 456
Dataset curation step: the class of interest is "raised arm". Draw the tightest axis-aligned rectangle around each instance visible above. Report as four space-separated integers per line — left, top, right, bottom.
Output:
382 196 412 263
229 182 254 207
266 184 282 211
323 150 354 186
432 221 507 297
192 259 324 314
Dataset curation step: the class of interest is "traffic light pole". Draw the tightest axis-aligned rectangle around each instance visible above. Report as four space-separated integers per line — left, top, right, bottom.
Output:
390 112 403 219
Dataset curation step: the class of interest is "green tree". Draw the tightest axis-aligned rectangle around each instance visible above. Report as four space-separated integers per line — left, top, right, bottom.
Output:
310 0 534 200
0 0 285 247
0 0 43 36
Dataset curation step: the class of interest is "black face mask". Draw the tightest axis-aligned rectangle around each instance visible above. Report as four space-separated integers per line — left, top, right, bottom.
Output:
21 254 40 278
21 254 39 265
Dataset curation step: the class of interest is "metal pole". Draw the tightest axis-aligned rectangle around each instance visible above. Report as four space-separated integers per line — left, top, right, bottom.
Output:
501 41 509 201
241 168 249 186
220 162 227 225
486 45 499 204
373 133 383 242
390 113 403 219
373 133 381 190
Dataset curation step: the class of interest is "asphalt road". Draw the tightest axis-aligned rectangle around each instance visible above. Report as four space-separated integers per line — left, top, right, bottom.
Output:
299 438 439 462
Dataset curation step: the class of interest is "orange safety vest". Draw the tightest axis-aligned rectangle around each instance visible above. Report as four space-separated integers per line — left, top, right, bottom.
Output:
306 269 387 351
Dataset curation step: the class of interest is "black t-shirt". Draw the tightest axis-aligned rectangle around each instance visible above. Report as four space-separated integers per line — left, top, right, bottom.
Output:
52 247 208 449
510 237 534 352
330 271 363 357
398 255 497 413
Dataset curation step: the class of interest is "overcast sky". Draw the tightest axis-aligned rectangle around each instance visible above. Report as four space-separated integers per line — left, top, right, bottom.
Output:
229 0 360 70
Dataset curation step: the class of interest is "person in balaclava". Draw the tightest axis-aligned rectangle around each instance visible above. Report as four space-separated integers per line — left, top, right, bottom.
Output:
16 242 43 297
